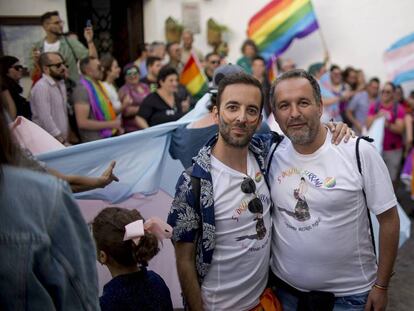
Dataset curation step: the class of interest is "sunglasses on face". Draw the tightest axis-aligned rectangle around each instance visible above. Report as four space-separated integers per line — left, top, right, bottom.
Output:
47 62 66 69
12 65 24 71
126 70 139 77
210 60 220 65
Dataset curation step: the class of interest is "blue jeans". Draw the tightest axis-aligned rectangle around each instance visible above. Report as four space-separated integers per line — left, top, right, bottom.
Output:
276 287 370 311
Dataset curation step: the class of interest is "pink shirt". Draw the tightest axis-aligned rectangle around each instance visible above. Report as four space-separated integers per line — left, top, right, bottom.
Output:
368 102 405 151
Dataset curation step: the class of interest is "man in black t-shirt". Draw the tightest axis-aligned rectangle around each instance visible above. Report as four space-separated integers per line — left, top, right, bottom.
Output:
140 56 162 93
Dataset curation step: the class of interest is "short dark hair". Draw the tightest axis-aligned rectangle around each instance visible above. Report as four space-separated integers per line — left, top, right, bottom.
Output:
166 42 179 54
79 56 97 75
157 66 178 86
40 11 59 25
38 52 64 72
368 77 380 85
146 56 162 69
252 56 266 65
205 52 220 61
271 69 322 109
93 207 159 267
241 39 258 55
330 64 341 72
217 72 264 113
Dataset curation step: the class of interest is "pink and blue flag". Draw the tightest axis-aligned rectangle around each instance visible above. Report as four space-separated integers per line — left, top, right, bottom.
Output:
384 32 414 85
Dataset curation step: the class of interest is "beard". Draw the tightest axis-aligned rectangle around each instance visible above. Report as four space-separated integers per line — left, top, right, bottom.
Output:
285 117 320 146
218 115 257 148
50 71 65 81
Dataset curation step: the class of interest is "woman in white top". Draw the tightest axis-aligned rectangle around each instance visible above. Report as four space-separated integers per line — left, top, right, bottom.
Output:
100 55 131 114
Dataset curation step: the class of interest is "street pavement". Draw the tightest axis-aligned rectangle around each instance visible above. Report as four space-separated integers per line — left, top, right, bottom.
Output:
388 186 413 311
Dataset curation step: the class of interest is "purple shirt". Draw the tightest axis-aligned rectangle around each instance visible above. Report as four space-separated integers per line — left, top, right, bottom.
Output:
119 83 150 132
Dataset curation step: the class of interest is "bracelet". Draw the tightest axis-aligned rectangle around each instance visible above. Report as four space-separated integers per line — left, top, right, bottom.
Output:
373 283 388 290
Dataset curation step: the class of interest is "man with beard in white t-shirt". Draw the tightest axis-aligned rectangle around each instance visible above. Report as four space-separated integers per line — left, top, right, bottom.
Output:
168 72 281 310
267 69 399 311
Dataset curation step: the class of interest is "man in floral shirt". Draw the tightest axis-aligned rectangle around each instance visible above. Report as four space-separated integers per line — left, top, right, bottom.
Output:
168 72 279 310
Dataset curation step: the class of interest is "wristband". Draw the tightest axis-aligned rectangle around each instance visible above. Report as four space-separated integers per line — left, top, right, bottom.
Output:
373 283 388 290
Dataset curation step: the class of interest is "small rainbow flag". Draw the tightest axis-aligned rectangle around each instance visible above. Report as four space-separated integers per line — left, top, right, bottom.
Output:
248 0 319 59
180 53 209 100
267 55 278 82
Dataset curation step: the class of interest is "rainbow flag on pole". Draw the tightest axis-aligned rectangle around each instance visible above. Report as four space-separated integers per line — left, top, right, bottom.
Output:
248 0 319 59
384 32 414 85
180 53 209 100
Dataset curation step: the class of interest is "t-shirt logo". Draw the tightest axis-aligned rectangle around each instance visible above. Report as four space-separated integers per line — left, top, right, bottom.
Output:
255 171 262 182
277 177 311 222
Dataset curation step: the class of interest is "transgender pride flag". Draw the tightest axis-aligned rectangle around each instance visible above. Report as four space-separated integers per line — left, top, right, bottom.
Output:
384 32 414 85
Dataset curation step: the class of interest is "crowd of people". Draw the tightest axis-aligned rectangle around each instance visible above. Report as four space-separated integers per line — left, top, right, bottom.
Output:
0 8 412 311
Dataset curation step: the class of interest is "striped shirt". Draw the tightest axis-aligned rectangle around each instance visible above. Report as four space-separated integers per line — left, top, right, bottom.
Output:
30 74 69 139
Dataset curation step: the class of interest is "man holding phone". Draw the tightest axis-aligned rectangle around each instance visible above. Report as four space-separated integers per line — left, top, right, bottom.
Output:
29 11 98 83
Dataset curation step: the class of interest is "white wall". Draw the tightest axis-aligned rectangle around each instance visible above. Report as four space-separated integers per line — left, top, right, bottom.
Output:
143 0 414 86
0 0 67 22
0 0 68 96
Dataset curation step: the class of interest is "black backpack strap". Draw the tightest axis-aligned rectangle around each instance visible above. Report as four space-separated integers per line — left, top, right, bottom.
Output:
266 134 284 177
356 136 377 257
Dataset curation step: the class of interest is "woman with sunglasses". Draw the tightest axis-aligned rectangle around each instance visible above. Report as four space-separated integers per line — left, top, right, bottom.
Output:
0 56 32 120
119 63 150 132
136 66 190 128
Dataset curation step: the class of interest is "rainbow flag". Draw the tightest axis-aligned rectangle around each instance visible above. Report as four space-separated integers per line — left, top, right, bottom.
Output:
248 0 319 59
384 32 414 85
180 53 209 100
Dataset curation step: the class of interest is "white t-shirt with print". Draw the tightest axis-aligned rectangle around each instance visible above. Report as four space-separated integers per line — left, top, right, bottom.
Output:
201 152 271 311
268 130 397 296
43 40 61 52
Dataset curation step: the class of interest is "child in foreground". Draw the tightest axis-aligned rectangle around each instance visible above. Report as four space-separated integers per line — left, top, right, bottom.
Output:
93 207 173 311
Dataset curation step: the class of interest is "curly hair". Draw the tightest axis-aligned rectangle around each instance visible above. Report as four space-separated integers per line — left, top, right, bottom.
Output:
92 207 159 267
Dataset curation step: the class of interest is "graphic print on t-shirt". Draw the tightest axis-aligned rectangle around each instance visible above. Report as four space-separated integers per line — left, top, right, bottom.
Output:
277 177 310 221
276 167 337 230
232 171 269 242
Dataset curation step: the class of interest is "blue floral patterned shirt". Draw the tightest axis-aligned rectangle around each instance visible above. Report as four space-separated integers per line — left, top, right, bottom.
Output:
167 132 281 284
